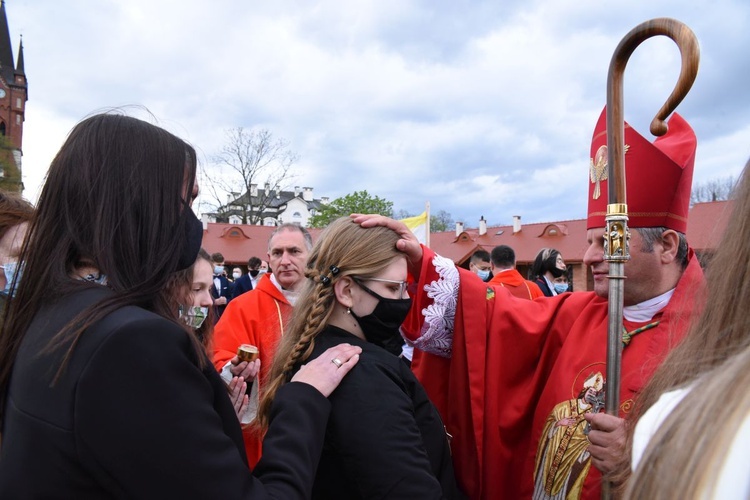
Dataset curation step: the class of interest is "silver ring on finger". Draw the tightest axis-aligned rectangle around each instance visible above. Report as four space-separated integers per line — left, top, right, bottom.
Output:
331 357 343 368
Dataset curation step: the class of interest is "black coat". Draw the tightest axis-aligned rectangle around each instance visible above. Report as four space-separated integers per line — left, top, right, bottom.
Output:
535 277 554 297
232 273 254 299
0 287 330 499
305 325 463 499
211 274 234 318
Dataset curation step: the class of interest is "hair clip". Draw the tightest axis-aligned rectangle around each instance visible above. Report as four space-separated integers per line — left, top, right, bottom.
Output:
329 265 340 275
320 275 331 286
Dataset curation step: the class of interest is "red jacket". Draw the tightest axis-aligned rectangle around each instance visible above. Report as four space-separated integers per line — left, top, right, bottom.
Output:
488 268 544 300
212 274 293 468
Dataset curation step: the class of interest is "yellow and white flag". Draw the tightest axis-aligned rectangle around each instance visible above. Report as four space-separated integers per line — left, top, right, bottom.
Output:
400 207 430 246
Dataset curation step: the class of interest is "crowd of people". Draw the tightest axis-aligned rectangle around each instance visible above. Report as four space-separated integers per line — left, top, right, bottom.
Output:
0 103 747 499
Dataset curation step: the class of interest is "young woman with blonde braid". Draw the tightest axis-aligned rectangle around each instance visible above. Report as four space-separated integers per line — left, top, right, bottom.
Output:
258 217 463 499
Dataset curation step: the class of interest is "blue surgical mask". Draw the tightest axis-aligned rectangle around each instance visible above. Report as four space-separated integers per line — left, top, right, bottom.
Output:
554 283 569 294
1 261 22 297
213 265 224 275
179 305 209 329
476 269 491 282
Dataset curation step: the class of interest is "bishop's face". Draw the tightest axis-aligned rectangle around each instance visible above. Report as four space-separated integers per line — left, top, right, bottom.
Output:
583 228 666 306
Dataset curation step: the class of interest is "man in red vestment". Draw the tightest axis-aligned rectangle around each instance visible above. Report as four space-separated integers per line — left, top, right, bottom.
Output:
488 245 545 300
212 223 312 468
356 107 705 499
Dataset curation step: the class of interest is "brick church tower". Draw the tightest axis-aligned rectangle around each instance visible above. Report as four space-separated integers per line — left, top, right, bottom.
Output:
0 0 27 193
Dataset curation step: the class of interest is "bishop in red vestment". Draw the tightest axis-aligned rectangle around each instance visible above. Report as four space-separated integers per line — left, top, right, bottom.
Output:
358 107 705 499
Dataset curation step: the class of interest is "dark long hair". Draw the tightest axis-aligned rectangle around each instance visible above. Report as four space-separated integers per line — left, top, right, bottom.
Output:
0 190 34 240
0 113 200 420
530 247 562 279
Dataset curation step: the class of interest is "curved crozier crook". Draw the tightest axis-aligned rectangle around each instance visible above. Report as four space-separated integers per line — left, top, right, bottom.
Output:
606 17 700 204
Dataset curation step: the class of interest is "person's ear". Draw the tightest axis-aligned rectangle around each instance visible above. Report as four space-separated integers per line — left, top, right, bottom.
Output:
660 230 680 264
333 276 355 308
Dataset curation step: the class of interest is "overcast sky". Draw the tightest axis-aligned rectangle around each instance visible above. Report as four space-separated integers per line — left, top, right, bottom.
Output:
9 0 750 227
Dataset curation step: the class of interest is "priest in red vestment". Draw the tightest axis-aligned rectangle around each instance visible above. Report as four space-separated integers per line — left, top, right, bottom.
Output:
488 245 545 300
354 107 705 500
212 224 312 468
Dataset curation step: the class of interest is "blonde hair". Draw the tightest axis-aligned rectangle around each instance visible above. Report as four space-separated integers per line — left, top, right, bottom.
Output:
256 217 402 429
623 160 750 497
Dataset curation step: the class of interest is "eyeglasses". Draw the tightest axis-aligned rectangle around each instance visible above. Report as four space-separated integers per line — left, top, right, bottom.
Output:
352 277 409 299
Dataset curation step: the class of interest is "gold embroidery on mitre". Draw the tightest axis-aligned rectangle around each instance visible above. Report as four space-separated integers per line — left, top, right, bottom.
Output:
589 145 608 200
589 144 630 200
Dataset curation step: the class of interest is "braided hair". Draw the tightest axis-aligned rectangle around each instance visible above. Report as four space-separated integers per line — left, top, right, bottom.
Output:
256 217 401 429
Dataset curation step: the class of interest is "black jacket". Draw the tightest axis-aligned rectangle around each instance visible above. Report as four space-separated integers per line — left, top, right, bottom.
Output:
0 287 330 499
232 273 254 299
211 274 234 318
305 325 463 499
535 277 554 297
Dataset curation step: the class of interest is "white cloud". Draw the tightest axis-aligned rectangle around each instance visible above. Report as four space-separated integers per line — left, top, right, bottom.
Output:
7 0 750 228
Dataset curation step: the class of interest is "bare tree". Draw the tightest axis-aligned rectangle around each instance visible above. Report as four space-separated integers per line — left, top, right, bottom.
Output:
201 128 299 224
690 176 736 206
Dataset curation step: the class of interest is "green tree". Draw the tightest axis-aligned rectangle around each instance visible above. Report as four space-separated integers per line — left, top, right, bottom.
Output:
309 190 393 228
430 210 454 232
0 136 23 193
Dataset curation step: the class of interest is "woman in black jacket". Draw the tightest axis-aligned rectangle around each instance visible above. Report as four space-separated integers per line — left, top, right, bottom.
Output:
530 247 569 297
258 217 463 499
0 113 360 499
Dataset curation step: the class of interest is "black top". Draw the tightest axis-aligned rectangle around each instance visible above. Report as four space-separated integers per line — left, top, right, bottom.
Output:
232 273 254 299
304 325 463 499
0 287 330 499
211 274 234 318
535 277 554 297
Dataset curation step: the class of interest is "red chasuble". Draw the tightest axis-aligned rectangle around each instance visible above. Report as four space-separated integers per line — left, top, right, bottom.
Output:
402 246 704 499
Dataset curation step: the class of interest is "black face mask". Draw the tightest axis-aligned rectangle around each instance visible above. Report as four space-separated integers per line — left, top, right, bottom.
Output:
249 269 260 277
350 280 412 356
550 266 565 278
177 209 203 271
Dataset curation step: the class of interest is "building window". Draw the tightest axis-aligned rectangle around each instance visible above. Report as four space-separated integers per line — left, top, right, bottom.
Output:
293 211 301 219
16 114 20 125
16 98 21 108
0 122 5 136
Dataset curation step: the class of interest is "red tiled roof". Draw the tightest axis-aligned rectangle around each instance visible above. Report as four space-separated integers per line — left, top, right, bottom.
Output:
685 200 732 252
202 201 732 266
429 219 590 265
200 223 322 265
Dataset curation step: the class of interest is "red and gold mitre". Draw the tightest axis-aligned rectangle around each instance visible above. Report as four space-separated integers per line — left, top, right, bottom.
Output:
587 106 697 233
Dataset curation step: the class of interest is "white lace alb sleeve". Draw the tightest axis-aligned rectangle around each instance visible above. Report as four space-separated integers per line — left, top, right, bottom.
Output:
412 253 459 358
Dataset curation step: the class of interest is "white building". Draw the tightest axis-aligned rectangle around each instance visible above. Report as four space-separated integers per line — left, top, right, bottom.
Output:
210 184 329 227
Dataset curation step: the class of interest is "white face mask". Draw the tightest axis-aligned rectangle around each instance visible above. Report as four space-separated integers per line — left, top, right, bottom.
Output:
180 306 209 329
232 272 241 280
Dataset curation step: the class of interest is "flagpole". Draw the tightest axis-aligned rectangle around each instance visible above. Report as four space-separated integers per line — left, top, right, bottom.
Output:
425 201 431 248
